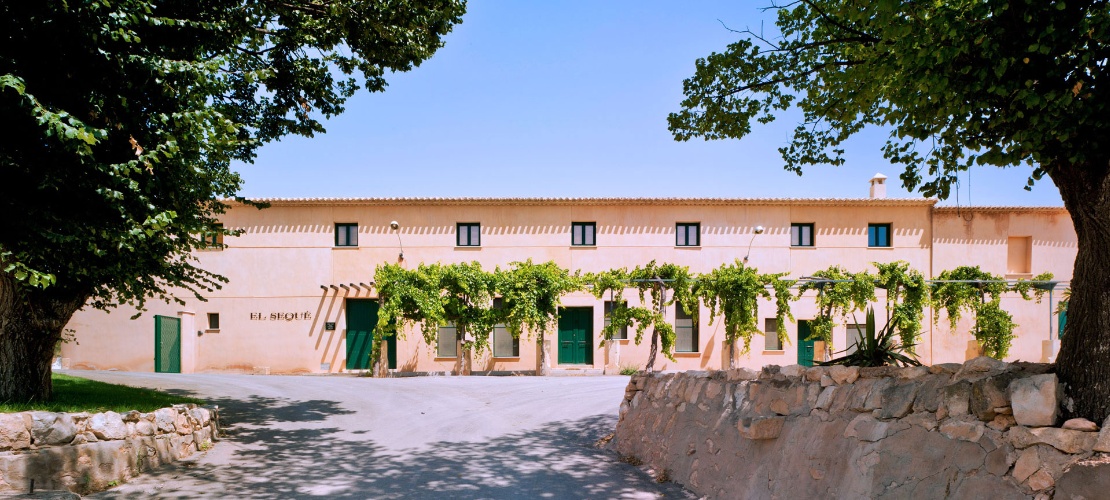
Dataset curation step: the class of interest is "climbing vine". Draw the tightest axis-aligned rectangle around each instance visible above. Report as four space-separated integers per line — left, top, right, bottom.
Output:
931 266 1053 359
373 261 500 375
497 259 582 375
873 261 929 353
693 260 795 364
587 261 696 372
797 265 876 346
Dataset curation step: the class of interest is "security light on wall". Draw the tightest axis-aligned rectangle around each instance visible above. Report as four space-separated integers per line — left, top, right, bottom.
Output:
744 225 765 263
390 221 404 261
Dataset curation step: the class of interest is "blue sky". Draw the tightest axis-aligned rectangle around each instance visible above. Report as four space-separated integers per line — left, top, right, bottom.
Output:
234 1 1063 206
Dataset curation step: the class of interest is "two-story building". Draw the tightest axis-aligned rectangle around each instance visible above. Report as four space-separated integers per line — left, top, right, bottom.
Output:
61 175 1077 375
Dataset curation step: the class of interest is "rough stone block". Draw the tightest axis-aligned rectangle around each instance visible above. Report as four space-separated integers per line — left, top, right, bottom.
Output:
738 416 784 440
864 378 894 411
988 414 1017 432
1056 458 1110 500
805 366 827 382
815 386 836 410
1061 418 1098 432
984 445 1014 476
1094 415 1110 453
30 412 77 446
1009 374 1060 427
877 381 918 419
1012 447 1039 482
943 381 971 416
971 373 1015 422
1009 426 1098 454
956 356 1013 380
912 375 948 414
940 418 986 443
858 366 900 379
726 368 760 382
88 411 127 441
0 413 31 451
929 363 962 375
780 365 805 378
827 365 858 385
1026 469 1054 491
897 366 929 379
154 408 177 433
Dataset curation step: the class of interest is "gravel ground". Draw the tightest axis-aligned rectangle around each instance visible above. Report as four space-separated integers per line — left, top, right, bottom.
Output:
66 371 693 499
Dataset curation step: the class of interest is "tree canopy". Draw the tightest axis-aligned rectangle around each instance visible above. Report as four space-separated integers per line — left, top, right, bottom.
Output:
669 0 1110 421
0 0 466 401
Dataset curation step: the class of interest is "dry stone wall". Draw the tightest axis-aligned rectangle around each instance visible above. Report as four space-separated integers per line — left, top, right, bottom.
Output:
0 404 219 494
614 358 1110 499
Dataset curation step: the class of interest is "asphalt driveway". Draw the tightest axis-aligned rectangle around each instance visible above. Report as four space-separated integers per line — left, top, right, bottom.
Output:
68 371 691 499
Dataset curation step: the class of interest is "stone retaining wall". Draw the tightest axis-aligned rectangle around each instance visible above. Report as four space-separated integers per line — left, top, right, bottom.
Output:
0 404 219 494
614 358 1110 499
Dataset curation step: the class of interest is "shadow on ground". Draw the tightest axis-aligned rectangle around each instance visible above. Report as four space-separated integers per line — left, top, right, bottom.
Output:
94 392 687 499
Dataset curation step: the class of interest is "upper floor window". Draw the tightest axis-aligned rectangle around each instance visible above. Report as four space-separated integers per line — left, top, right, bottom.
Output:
572 222 596 246
676 223 700 247
791 223 814 247
1007 236 1032 274
457 223 481 247
868 223 892 248
335 223 358 247
207 313 220 330
202 223 224 249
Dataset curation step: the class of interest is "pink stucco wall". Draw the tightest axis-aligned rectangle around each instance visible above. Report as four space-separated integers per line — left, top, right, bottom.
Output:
62 199 1075 375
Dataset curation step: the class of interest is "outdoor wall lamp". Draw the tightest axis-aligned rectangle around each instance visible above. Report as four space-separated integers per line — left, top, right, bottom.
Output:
744 225 765 263
390 220 404 261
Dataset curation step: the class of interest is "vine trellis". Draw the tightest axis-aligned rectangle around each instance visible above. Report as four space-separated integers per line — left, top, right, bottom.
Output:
362 259 1060 376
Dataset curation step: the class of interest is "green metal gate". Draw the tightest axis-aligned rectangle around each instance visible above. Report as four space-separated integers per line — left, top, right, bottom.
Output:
797 320 815 367
558 307 593 365
154 315 181 373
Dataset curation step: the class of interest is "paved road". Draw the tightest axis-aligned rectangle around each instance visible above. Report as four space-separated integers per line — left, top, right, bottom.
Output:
69 371 691 499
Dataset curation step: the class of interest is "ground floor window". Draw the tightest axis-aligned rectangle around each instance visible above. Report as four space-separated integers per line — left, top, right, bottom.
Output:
675 307 698 352
764 318 781 350
604 300 628 340
492 325 519 357
437 323 458 357
846 323 864 355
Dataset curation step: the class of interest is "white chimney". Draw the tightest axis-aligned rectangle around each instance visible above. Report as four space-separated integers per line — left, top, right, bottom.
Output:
869 173 888 199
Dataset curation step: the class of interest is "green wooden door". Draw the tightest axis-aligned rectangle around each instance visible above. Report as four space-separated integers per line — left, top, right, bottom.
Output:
797 320 815 367
558 307 593 365
346 299 380 370
154 315 181 373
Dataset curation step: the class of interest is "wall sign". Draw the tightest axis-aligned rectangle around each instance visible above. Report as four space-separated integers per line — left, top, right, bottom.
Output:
325 322 336 331
250 312 313 321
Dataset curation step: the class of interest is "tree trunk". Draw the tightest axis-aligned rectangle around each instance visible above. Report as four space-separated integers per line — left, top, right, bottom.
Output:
645 329 659 373
0 274 87 402
1052 161 1110 423
537 331 549 376
456 324 471 376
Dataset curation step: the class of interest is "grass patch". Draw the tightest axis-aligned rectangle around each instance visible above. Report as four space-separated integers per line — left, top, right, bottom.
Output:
619 363 641 376
0 373 203 413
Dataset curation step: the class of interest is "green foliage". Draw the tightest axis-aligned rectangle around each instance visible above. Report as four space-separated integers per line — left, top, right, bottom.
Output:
822 308 921 368
629 261 697 364
0 1 464 310
618 364 640 376
0 374 203 413
669 1 1109 199
374 262 498 353
584 268 659 347
873 261 928 353
693 260 794 355
497 260 582 341
798 266 876 345
932 266 1053 359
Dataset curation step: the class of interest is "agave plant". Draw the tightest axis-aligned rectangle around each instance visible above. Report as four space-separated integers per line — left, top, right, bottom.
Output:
821 307 921 367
